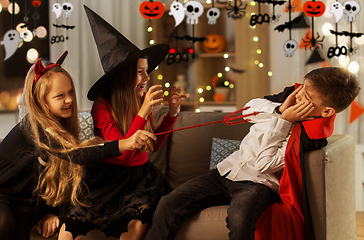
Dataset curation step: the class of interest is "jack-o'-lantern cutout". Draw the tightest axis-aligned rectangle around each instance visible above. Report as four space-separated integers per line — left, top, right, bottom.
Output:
33 0 41 7
303 0 326 17
203 34 226 53
139 1 165 20
213 93 226 102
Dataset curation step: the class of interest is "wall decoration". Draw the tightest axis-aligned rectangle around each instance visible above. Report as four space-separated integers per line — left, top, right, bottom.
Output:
226 0 247 19
139 0 165 20
275 0 304 57
283 0 303 12
185 0 203 24
207 7 220 24
349 100 364 124
50 1 75 44
305 48 324 64
327 0 362 58
52 3 62 19
169 1 185 27
250 0 270 26
302 0 325 51
1 30 23 60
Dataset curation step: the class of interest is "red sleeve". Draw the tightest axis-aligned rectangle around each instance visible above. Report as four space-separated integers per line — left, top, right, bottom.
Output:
153 112 177 152
91 98 147 165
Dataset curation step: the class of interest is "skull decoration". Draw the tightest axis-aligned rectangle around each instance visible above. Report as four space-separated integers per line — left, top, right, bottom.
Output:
184 1 204 25
284 40 297 57
62 2 73 18
206 7 220 25
343 0 361 22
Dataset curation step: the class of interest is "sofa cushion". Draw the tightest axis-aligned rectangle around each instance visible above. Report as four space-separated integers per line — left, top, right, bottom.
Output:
78 111 94 142
210 138 241 169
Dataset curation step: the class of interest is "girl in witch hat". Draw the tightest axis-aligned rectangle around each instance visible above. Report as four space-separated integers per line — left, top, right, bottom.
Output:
59 6 186 240
0 51 154 240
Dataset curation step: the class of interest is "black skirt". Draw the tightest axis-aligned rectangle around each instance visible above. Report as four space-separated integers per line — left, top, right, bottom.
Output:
62 161 171 237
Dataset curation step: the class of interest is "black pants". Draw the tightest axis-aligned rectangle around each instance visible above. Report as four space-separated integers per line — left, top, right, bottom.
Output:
0 197 38 240
145 169 278 240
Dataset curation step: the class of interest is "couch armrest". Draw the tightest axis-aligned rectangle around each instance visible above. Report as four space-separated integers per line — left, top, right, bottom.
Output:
304 134 356 240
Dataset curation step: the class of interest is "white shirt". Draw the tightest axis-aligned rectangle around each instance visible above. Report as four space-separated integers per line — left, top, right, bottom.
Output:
217 98 293 193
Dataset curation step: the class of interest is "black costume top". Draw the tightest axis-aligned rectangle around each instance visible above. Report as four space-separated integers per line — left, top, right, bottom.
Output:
0 116 121 205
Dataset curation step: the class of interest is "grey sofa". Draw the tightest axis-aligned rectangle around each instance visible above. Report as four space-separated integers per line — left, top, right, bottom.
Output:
30 107 356 240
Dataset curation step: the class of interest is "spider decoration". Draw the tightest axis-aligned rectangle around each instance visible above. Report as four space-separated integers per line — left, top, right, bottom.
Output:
302 32 324 50
226 0 247 19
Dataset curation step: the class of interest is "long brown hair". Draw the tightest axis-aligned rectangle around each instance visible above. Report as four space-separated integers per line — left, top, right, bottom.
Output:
107 60 155 152
23 62 97 207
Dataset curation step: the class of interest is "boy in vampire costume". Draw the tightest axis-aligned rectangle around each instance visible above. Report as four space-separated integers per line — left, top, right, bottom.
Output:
145 67 360 240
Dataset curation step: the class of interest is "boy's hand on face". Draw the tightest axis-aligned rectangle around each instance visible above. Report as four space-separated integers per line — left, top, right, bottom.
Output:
281 101 315 123
278 86 302 114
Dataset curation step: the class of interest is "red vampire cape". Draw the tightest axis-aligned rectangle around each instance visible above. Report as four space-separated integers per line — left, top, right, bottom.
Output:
255 85 336 240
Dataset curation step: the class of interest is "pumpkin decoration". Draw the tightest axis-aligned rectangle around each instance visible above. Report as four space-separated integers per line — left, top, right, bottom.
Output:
139 0 165 20
203 34 226 53
213 93 226 102
303 0 326 17
33 0 41 7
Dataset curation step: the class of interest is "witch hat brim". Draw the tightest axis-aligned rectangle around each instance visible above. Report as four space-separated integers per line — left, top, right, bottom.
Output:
84 5 169 101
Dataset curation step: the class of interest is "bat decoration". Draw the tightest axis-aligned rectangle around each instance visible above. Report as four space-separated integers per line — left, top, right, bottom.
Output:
276 0 300 57
230 67 245 74
170 34 207 43
52 24 75 30
264 0 286 22
184 35 208 43
330 30 363 38
274 15 302 32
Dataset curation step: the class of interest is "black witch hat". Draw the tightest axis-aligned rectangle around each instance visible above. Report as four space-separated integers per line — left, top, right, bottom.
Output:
84 5 169 101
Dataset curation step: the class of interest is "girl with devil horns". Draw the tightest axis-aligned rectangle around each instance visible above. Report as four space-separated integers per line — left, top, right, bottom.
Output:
59 6 186 240
0 50 156 240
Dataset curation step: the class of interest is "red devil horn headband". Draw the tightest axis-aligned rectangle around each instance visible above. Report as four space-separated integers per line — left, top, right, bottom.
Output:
33 50 68 86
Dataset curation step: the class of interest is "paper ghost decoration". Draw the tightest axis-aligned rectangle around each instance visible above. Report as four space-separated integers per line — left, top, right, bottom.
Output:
62 2 73 18
169 2 185 27
52 3 62 18
1 30 23 60
184 1 204 25
330 2 344 23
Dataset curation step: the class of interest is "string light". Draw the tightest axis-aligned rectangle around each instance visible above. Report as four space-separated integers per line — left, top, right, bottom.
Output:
198 88 203 93
256 49 262 54
224 81 229 86
217 72 223 78
8 2 20 14
0 3 2 13
154 66 159 70
206 85 212 91
26 48 38 64
268 71 273 76
253 37 259 42
223 53 229 59
195 108 201 113
36 26 47 38
254 60 259 65
199 97 205 103
259 63 264 68
225 66 230 72
147 27 153 32
164 91 169 96
149 39 155 45
158 74 163 80
348 61 359 74
229 83 234 89
165 82 170 88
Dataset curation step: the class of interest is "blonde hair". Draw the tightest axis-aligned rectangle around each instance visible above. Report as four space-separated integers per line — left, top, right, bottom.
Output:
107 60 155 152
23 61 98 207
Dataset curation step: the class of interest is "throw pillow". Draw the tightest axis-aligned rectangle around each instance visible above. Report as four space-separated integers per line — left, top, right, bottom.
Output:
78 111 94 142
210 138 241 169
